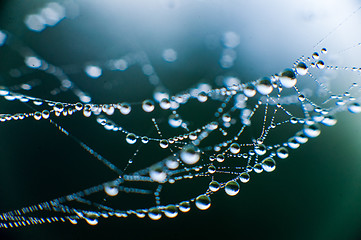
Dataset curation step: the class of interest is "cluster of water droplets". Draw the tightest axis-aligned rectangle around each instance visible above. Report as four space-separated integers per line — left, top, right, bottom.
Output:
0 21 361 229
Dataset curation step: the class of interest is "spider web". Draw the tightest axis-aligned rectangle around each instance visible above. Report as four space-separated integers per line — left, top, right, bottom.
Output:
0 0 361 233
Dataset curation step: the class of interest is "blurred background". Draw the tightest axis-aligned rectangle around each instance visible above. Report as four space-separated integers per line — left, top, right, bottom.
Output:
1 0 361 239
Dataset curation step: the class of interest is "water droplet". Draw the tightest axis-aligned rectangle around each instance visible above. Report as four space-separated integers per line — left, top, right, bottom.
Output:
126 133 137 144
216 154 225 163
296 62 308 75
254 144 266 156
243 84 256 97
180 145 200 165
208 164 216 174
256 77 273 95
239 172 250 183
165 158 179 169
159 139 169 149
321 48 327 54
222 113 231 123
279 68 297 88
287 137 300 149
321 116 337 126
316 60 325 69
197 92 208 102
303 124 321 138
104 182 119 196
148 207 162 220
164 205 178 218
298 94 306 101
253 163 263 173
276 147 289 159
179 201 190 212
75 102 83 111
84 65 102 78
53 102 64 112
141 136 149 144
33 111 42 120
42 110 50 119
159 98 171 110
142 100 155 112
348 103 361 113
294 131 308 144
118 103 131 115
261 158 276 172
312 52 319 60
229 143 240 154
149 164 167 183
162 48 177 63
168 114 182 128
209 181 220 192
225 180 240 196
195 194 211 210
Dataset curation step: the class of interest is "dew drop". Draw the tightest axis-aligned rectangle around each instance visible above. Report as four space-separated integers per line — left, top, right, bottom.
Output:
243 84 256 97
84 65 102 78
312 52 319 60
316 60 325 69
321 116 337 126
296 62 308 76
225 180 240 196
149 164 167 183
195 195 211 210
256 77 273 95
33 111 42 120
126 133 137 144
104 182 119 196
253 163 263 173
229 143 240 154
209 180 220 192
279 68 297 88
208 164 216 174
261 157 276 172
180 145 200 165
348 103 361 113
276 147 289 159
159 139 169 149
179 201 190 212
216 154 225 163
254 144 266 156
42 110 50 119
164 205 178 218
303 124 321 138
168 114 182 128
148 207 162 220
119 103 131 115
142 100 155 112
159 98 171 110
239 172 250 183
53 102 64 112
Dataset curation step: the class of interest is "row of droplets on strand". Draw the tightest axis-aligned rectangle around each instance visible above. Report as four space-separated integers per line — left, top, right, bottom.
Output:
2 26 361 227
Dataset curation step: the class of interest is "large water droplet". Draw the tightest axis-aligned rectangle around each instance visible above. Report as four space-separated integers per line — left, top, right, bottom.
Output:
148 207 162 220
256 77 273 95
180 145 200 165
348 103 361 113
296 62 308 75
195 194 211 210
303 124 321 138
126 133 137 144
229 143 240 154
279 68 297 88
225 180 240 196
164 205 178 218
142 100 155 112
261 158 276 172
